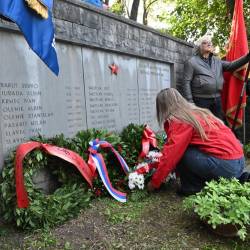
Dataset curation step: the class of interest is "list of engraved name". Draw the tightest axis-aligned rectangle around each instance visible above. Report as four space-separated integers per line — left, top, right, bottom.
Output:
0 82 53 151
87 86 118 130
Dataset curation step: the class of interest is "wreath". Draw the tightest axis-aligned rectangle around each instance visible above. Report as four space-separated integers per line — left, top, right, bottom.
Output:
70 129 127 196
0 137 92 230
120 123 165 166
0 130 125 230
0 126 165 230
120 123 145 167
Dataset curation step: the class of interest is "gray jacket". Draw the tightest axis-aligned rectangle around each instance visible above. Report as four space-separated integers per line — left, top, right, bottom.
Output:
179 53 250 102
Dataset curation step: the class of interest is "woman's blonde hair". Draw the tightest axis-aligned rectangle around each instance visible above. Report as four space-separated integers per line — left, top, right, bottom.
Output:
156 88 223 140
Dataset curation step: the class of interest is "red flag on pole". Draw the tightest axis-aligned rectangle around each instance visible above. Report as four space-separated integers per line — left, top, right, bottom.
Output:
221 0 248 128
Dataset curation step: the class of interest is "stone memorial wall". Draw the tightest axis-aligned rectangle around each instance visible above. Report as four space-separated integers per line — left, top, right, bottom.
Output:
0 0 193 169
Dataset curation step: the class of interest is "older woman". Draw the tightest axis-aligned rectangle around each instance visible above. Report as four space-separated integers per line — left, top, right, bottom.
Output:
147 88 246 195
179 36 250 119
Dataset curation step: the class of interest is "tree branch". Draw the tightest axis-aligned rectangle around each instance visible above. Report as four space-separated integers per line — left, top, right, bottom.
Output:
145 0 158 11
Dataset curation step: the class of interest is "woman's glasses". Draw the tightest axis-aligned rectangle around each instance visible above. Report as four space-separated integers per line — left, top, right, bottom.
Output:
201 41 213 46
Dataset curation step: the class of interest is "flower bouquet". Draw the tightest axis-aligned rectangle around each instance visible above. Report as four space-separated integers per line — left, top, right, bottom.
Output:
128 150 162 190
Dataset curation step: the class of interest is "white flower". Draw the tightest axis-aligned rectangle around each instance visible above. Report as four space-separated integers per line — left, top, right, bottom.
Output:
128 182 136 189
146 151 162 163
128 172 145 190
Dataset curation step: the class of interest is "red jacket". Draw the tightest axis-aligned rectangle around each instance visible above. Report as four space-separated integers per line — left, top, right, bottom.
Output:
151 117 243 189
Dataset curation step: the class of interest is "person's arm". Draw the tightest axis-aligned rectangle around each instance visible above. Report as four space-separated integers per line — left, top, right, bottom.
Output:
222 52 250 72
149 121 193 189
179 60 194 103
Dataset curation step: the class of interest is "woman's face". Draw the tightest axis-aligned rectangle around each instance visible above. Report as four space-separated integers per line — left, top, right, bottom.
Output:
200 40 213 54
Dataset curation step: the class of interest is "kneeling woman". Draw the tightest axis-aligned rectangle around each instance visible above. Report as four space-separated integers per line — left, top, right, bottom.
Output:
147 88 245 195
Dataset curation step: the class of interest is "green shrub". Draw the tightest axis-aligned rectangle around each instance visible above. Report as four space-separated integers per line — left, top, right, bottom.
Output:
183 178 250 240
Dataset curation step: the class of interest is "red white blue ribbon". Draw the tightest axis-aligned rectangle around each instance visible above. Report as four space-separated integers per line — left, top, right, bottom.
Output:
88 139 129 202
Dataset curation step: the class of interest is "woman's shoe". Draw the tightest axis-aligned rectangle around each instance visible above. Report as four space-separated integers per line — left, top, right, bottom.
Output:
239 172 250 184
176 187 198 197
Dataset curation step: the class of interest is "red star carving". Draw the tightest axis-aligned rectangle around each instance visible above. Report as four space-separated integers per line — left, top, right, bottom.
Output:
109 63 119 75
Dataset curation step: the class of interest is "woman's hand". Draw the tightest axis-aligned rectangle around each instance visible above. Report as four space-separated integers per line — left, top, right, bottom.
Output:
147 181 156 192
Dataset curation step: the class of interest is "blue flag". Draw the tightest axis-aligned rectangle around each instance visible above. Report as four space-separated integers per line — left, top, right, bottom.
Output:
40 0 53 10
83 0 103 8
0 0 59 75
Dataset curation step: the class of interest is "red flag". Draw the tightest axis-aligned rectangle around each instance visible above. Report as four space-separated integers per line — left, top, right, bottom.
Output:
221 0 248 128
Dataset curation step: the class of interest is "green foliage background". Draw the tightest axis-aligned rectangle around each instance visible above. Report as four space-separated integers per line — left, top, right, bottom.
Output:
159 0 250 50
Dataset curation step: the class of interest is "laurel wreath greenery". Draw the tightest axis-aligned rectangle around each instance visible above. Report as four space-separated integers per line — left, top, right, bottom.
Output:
0 125 164 230
0 137 92 230
120 123 165 166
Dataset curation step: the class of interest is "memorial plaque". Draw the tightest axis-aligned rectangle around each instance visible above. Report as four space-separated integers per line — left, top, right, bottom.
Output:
0 33 172 171
137 59 171 130
82 48 139 131
82 48 170 132
0 32 87 169
113 55 139 126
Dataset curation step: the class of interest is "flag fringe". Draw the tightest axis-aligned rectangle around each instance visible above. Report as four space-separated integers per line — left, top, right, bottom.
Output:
25 0 48 19
225 102 246 128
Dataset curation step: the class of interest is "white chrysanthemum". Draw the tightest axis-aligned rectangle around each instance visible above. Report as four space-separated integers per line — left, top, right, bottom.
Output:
137 174 144 184
146 151 162 162
128 182 136 190
128 172 145 190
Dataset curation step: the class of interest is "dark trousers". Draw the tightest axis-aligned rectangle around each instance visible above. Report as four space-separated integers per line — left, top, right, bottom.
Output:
194 96 243 140
193 96 224 120
177 147 245 194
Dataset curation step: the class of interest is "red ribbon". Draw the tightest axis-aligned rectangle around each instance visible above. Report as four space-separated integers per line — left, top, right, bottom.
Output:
15 142 94 208
139 125 157 159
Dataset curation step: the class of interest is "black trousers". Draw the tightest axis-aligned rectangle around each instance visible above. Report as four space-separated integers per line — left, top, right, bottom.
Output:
193 96 224 120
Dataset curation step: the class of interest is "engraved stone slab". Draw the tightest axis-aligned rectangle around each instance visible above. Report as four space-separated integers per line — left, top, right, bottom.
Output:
82 48 139 131
0 32 87 169
113 54 140 126
137 59 171 131
0 33 172 172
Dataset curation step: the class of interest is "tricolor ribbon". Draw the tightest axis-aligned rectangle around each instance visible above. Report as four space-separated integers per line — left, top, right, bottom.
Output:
139 125 157 159
88 139 129 202
15 142 94 208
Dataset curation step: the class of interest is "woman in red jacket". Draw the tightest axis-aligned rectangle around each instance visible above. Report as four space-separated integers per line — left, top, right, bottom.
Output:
147 88 245 195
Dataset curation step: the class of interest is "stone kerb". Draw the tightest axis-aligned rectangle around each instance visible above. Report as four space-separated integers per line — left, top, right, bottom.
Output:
0 0 193 87
53 0 193 63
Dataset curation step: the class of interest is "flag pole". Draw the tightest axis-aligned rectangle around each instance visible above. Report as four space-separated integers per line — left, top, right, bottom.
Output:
243 106 246 144
232 62 250 132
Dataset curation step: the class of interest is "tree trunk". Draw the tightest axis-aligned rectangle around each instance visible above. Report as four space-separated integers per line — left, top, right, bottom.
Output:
226 0 235 18
130 0 140 21
143 10 148 25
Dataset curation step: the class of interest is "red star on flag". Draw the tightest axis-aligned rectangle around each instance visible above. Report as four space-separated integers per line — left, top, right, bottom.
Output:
109 63 119 75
